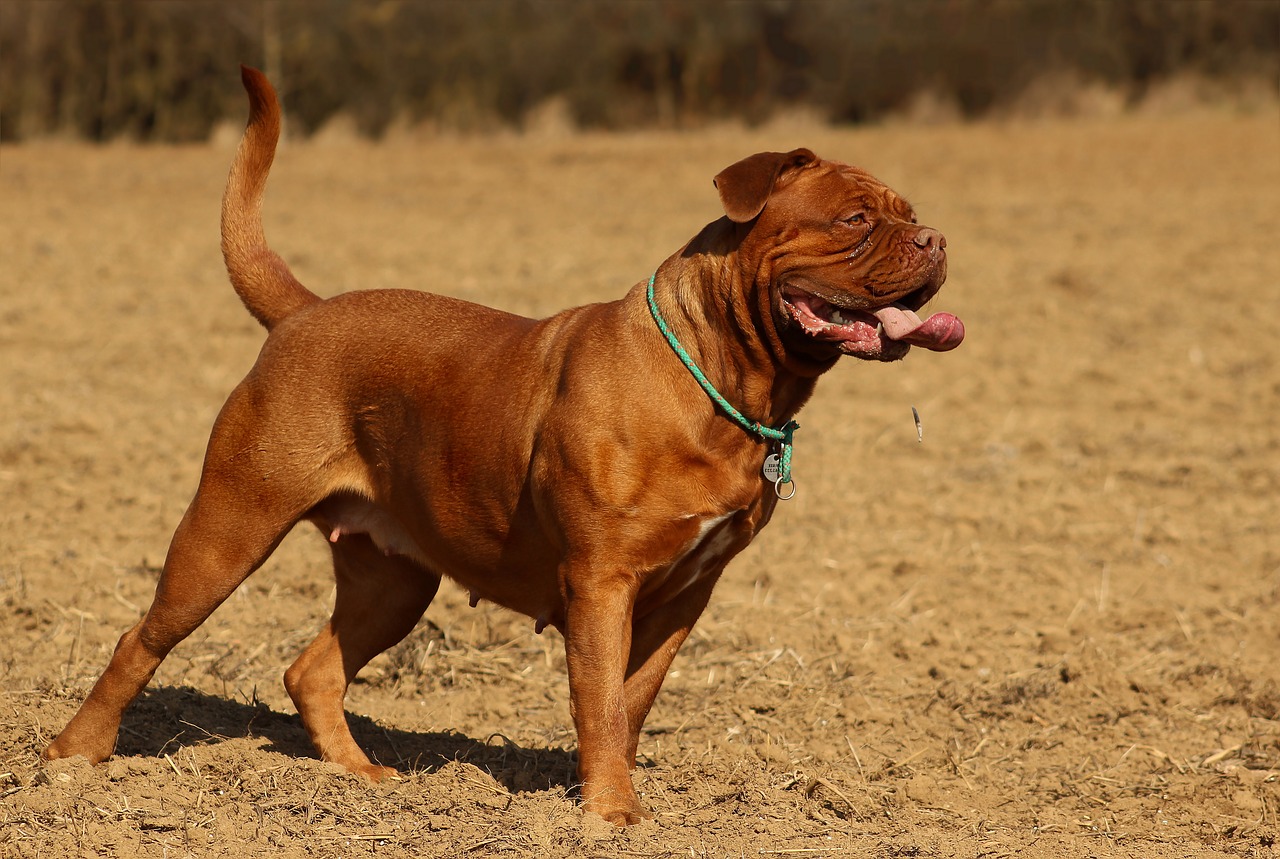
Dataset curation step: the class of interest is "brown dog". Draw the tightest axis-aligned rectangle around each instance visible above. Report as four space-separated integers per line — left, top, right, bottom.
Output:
44 67 964 825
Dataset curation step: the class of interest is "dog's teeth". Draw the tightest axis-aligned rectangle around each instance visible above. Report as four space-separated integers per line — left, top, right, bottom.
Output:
830 310 846 324
876 322 884 337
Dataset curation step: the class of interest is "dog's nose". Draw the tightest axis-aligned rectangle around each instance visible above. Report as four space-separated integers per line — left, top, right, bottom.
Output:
913 228 946 252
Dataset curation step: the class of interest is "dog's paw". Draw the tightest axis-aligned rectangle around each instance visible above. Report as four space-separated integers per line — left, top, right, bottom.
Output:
583 794 653 827
43 730 116 767
597 806 653 827
355 763 402 783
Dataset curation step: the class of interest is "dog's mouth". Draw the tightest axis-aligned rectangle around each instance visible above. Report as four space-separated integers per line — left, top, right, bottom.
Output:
779 285 965 361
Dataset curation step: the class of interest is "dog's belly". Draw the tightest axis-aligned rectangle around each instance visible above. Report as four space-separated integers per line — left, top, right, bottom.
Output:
308 493 564 622
312 497 430 565
310 489 758 626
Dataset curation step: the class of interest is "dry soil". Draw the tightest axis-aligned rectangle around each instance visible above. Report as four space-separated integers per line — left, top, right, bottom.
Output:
1 108 1278 857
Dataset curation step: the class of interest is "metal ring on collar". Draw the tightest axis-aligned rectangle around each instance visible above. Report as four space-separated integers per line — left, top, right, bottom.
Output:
773 476 796 501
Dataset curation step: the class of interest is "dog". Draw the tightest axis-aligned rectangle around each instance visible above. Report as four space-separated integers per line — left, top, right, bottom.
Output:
43 67 964 825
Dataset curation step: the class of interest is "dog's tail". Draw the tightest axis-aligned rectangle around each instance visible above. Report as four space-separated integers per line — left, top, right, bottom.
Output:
221 66 320 330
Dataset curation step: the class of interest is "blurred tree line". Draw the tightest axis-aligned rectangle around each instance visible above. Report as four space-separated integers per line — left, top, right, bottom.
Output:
1 0 1276 142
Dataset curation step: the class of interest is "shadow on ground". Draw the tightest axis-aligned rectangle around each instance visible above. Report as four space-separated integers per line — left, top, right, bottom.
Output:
114 685 579 794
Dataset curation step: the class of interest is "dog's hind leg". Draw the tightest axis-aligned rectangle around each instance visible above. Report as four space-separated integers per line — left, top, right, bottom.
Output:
43 420 311 765
284 533 440 781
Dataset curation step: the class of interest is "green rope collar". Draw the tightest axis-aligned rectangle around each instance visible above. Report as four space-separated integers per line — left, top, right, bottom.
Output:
645 273 799 498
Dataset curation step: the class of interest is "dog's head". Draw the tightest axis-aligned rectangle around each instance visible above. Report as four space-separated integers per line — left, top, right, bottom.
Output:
715 148 963 364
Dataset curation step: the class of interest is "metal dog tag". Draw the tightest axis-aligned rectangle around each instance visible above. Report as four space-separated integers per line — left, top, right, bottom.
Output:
762 453 781 481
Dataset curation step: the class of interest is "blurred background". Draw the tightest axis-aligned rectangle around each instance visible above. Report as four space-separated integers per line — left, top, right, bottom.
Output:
2 0 1277 142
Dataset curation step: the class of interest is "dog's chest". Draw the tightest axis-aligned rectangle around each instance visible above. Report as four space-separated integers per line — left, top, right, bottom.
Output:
642 510 755 604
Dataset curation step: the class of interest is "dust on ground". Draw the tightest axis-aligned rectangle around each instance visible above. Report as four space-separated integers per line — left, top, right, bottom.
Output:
1 108 1278 857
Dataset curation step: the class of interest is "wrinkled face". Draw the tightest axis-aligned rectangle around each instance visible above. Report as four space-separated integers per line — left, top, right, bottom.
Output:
754 160 963 363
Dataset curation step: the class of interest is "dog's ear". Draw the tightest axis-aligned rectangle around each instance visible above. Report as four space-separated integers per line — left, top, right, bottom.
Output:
714 148 818 223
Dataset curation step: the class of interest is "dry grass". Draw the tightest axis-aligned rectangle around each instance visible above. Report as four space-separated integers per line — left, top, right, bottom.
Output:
2 108 1279 857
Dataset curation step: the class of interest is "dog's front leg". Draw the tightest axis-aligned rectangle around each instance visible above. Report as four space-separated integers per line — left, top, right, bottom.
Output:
622 571 720 769
562 573 651 826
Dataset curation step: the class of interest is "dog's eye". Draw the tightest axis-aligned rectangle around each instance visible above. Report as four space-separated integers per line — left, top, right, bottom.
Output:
842 213 866 226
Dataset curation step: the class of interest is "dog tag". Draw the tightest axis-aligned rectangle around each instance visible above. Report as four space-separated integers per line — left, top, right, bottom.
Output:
762 453 781 481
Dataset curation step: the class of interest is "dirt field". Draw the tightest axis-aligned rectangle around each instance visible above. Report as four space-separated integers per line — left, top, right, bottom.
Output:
2 106 1278 858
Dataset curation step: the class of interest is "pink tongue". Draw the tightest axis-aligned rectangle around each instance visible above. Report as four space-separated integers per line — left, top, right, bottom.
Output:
872 305 965 352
